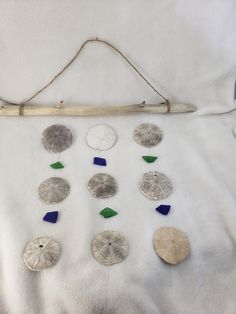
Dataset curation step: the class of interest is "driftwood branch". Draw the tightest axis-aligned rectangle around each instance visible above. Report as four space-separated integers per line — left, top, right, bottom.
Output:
0 103 197 116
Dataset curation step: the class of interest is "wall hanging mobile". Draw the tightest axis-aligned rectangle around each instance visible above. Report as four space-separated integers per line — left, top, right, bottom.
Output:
1 37 194 270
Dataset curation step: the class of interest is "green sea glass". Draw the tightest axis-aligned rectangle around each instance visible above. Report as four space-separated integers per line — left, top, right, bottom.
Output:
50 161 64 169
142 156 158 163
99 207 118 218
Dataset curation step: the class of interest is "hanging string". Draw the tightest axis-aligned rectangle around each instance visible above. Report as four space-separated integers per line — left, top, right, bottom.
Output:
0 97 18 106
0 37 169 108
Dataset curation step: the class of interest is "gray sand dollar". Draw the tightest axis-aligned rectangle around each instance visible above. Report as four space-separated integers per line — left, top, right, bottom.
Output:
38 177 70 204
88 173 117 198
133 123 162 147
91 230 129 266
23 236 61 271
139 171 172 200
42 124 73 153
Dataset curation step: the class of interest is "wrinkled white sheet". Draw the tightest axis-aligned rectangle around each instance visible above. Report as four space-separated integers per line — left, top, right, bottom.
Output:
0 1 236 313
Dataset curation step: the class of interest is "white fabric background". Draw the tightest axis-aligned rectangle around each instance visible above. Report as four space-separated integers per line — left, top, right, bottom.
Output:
0 1 236 313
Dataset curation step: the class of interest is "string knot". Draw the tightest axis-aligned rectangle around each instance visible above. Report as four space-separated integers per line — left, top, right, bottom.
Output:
19 103 25 116
165 99 171 113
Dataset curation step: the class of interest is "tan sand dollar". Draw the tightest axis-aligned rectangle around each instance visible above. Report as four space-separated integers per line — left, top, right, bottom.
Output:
139 171 172 200
133 123 162 147
88 173 117 198
153 227 190 265
86 124 117 151
91 230 129 266
38 177 70 204
42 124 73 153
23 237 61 271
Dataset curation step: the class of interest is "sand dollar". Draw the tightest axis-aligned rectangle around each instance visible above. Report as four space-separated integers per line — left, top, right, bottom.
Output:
88 173 117 198
133 123 162 147
91 230 129 266
86 124 117 151
139 171 172 200
23 237 60 271
38 177 70 204
153 227 190 265
42 124 73 153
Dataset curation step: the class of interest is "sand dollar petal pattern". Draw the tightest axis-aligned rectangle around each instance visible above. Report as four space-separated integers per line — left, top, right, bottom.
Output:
88 173 117 198
91 230 129 266
23 237 61 271
86 124 117 151
153 227 190 265
139 171 172 200
133 123 162 147
42 124 73 153
38 177 70 204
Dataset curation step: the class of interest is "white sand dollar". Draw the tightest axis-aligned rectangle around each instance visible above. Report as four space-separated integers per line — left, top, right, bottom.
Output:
42 124 73 153
86 124 117 151
134 123 162 147
139 171 172 200
91 230 129 266
23 237 60 271
38 177 70 204
153 227 190 265
88 173 117 198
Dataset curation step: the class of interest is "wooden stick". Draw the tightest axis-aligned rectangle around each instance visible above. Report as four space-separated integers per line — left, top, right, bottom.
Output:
0 103 196 116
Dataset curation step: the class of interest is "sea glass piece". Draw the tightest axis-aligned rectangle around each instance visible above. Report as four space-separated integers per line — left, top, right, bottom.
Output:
142 156 158 163
100 207 118 218
93 157 107 166
155 205 171 215
43 211 59 223
50 161 64 169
